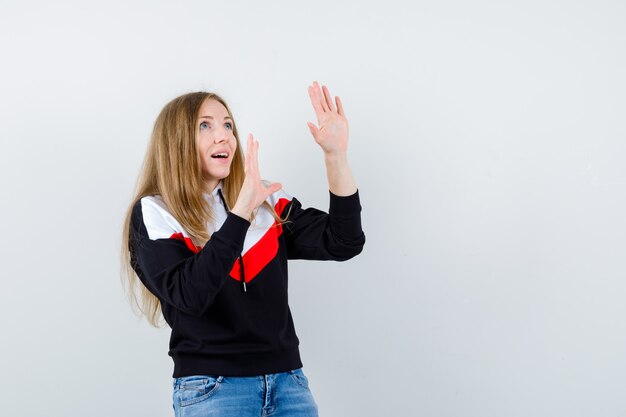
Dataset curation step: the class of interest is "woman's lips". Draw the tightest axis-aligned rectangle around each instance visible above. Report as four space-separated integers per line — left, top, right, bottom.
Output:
210 150 230 163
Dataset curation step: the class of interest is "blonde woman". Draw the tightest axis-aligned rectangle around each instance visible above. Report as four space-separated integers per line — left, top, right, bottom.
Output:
121 81 365 416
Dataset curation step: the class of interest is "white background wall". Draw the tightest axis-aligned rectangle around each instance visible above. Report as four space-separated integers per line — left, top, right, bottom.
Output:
1 0 625 416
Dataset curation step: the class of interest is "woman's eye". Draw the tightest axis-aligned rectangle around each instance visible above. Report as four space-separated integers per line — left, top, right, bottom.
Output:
199 122 209 130
225 122 233 130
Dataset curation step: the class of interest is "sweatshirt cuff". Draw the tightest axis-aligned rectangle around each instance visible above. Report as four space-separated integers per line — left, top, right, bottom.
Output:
212 212 251 249
329 189 362 217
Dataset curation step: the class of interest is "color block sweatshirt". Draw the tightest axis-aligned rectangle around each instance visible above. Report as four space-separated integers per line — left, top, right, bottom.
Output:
129 181 365 377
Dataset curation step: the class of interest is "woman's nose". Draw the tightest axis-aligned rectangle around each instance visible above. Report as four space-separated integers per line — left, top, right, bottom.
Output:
214 131 228 143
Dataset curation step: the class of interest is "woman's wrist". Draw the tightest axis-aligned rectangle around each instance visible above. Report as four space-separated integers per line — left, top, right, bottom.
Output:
231 204 253 221
323 151 348 166
324 152 357 196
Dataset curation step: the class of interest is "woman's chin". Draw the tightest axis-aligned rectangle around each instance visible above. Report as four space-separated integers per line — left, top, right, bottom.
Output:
205 168 230 182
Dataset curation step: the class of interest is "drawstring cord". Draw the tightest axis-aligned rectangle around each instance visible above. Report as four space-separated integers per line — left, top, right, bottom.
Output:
217 188 247 293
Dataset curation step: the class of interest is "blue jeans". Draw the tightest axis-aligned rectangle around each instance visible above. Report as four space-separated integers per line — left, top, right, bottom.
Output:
172 368 319 417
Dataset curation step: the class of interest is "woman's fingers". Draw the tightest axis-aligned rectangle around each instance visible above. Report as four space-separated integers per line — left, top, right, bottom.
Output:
308 84 325 116
309 81 341 118
252 140 282 196
245 133 259 173
246 133 253 159
322 84 336 113
251 135 260 175
310 81 328 113
314 81 329 112
246 133 263 183
242 133 282 206
234 133 283 216
336 95 345 117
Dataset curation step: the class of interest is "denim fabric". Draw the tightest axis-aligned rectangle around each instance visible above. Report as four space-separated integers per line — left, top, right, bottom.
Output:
172 368 319 417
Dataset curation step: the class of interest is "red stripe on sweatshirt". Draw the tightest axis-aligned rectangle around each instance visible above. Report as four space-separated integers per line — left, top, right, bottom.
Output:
170 232 201 254
229 197 291 283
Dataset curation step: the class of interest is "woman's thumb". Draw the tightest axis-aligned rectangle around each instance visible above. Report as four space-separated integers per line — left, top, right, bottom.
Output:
307 122 318 137
268 182 282 194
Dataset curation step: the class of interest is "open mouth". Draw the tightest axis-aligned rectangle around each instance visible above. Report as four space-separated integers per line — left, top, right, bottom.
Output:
211 152 229 159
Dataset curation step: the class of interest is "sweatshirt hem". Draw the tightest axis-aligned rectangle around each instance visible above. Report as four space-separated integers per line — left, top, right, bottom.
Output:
171 347 303 378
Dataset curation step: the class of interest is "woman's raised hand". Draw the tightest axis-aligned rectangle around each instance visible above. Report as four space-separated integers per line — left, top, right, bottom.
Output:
306 81 349 156
231 133 282 221
307 81 357 196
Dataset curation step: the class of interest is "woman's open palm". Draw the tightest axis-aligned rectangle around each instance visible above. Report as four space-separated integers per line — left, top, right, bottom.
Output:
307 81 349 155
232 133 281 219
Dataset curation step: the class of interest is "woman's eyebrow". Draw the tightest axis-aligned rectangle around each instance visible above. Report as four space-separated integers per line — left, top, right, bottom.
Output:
199 115 233 120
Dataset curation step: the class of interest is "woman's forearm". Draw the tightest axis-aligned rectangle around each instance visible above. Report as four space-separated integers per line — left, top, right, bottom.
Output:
324 151 357 196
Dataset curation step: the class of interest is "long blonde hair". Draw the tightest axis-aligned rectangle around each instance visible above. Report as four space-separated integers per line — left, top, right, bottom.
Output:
121 92 286 327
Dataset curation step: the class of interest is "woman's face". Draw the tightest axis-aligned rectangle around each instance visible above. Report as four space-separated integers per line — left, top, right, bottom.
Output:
196 98 237 192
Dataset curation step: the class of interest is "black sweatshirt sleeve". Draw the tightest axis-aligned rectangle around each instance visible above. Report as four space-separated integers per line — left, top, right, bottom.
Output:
129 200 250 317
283 189 365 261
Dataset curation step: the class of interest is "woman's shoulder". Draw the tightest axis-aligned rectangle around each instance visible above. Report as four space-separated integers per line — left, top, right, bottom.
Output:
132 194 186 240
136 194 166 210
133 194 174 221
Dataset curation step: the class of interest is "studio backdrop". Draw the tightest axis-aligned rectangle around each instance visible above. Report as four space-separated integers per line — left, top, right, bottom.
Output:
0 1 624 416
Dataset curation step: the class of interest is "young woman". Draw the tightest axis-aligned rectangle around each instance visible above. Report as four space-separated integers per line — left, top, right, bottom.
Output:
121 81 365 416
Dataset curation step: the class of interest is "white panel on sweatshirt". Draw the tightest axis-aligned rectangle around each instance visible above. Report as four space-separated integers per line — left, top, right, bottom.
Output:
140 196 188 241
139 180 295 256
